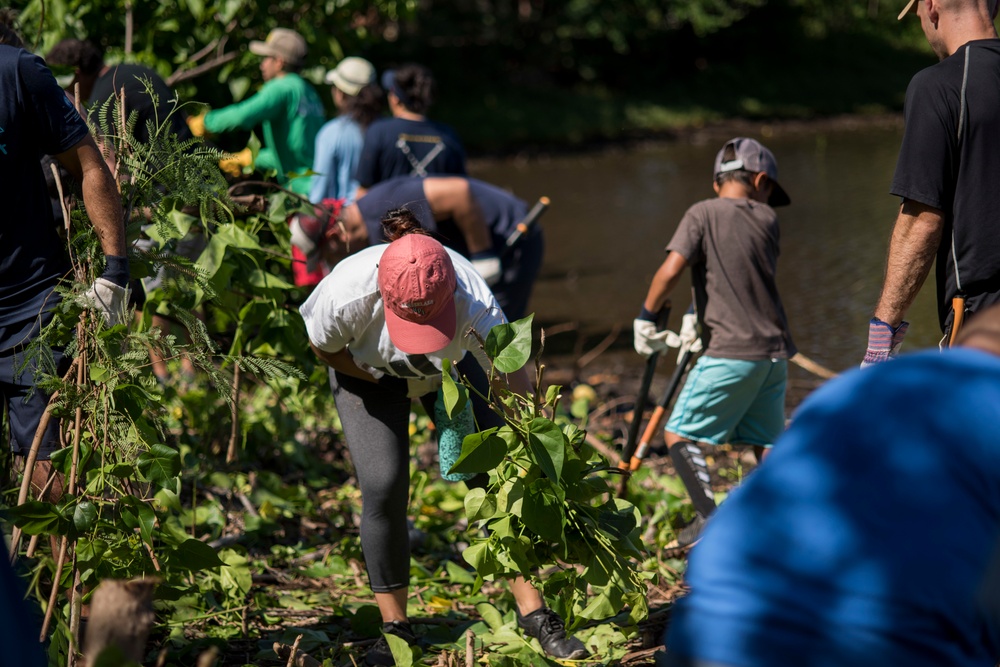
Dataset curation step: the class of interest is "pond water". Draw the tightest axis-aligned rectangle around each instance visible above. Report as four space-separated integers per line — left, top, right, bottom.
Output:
469 121 941 403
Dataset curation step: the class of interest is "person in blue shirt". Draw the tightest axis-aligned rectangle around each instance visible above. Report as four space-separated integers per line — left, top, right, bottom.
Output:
310 57 382 205
661 303 1000 667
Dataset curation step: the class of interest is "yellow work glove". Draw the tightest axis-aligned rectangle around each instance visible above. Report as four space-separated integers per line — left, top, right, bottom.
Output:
186 112 207 137
219 147 254 177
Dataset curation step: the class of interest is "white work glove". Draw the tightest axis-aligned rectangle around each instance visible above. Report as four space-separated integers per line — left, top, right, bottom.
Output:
677 312 704 359
634 319 683 357
82 278 129 327
470 252 502 286
289 214 324 272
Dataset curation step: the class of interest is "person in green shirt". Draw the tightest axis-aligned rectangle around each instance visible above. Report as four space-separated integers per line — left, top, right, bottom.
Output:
191 28 325 196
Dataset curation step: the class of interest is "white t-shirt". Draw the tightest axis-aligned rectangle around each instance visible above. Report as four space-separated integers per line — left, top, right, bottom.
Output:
300 244 507 397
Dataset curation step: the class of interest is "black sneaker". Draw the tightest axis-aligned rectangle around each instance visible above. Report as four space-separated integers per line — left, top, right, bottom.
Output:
364 621 418 666
516 607 588 660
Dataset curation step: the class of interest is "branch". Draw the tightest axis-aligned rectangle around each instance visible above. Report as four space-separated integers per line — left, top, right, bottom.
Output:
166 52 238 87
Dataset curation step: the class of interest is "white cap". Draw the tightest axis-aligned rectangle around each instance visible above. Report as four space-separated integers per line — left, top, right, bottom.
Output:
324 57 376 96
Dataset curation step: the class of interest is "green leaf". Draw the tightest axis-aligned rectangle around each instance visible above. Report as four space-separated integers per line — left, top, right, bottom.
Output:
385 633 419 667
247 269 294 290
196 224 262 280
544 383 561 408
445 560 476 585
463 541 498 576
580 592 616 620
526 418 565 482
76 537 108 562
497 478 525 516
440 359 468 417
475 601 505 631
167 538 225 572
449 430 507 475
73 500 97 533
136 444 181 483
89 366 111 383
5 500 66 535
484 314 534 373
464 487 497 522
521 479 565 542
351 605 384 637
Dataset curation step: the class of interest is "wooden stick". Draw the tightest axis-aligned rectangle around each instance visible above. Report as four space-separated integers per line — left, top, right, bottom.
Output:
273 641 321 667
39 536 69 640
466 629 474 667
789 352 838 380
68 564 82 667
286 634 304 667
227 364 241 463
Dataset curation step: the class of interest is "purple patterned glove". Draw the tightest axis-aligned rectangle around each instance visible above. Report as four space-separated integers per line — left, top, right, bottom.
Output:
862 318 909 368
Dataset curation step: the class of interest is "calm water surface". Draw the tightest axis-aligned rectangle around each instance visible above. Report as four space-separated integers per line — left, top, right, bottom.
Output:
470 124 941 397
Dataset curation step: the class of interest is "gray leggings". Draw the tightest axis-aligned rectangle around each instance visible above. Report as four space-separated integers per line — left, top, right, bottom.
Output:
329 357 498 592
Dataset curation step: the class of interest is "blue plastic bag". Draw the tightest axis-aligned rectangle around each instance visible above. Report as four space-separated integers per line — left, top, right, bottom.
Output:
434 388 476 482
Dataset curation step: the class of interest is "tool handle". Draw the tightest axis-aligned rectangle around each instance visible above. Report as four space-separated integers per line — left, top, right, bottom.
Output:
948 294 967 347
504 196 550 249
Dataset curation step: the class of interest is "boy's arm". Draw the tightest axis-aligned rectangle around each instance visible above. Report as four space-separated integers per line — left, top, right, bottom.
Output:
634 251 688 357
643 251 688 313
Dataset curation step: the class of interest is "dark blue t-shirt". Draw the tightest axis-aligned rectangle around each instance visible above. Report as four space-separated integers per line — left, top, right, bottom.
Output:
667 348 1000 667
355 176 528 257
355 117 466 189
0 46 89 324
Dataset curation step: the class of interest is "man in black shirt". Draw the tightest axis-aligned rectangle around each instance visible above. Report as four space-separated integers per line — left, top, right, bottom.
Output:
864 0 1000 364
1 22 128 484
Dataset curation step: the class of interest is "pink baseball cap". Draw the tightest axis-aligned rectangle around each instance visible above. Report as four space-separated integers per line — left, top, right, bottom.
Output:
378 234 458 354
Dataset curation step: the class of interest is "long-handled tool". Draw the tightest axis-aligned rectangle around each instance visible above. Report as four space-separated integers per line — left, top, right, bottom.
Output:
617 308 671 480
503 196 549 253
948 292 967 347
617 344 696 497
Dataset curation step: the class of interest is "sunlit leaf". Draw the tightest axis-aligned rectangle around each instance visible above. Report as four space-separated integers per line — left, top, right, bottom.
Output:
526 418 565 482
485 314 533 373
450 430 506 474
464 487 497 522
440 359 468 417
476 602 506 632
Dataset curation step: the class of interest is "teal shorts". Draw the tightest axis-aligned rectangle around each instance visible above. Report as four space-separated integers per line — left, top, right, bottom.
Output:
665 356 787 448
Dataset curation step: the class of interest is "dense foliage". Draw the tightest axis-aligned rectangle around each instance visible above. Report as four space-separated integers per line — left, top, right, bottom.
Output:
16 0 933 152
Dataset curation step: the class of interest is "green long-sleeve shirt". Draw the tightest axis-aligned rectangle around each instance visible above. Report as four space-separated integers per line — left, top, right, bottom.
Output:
205 73 325 195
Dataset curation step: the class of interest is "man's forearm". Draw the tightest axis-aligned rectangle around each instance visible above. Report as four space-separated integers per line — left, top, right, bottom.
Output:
57 137 126 257
874 201 944 327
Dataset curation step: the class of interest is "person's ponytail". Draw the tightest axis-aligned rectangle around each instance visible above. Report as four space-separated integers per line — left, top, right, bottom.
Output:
381 207 429 242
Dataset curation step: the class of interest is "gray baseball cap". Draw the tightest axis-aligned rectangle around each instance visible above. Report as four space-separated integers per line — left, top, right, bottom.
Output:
249 28 307 66
713 137 791 207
